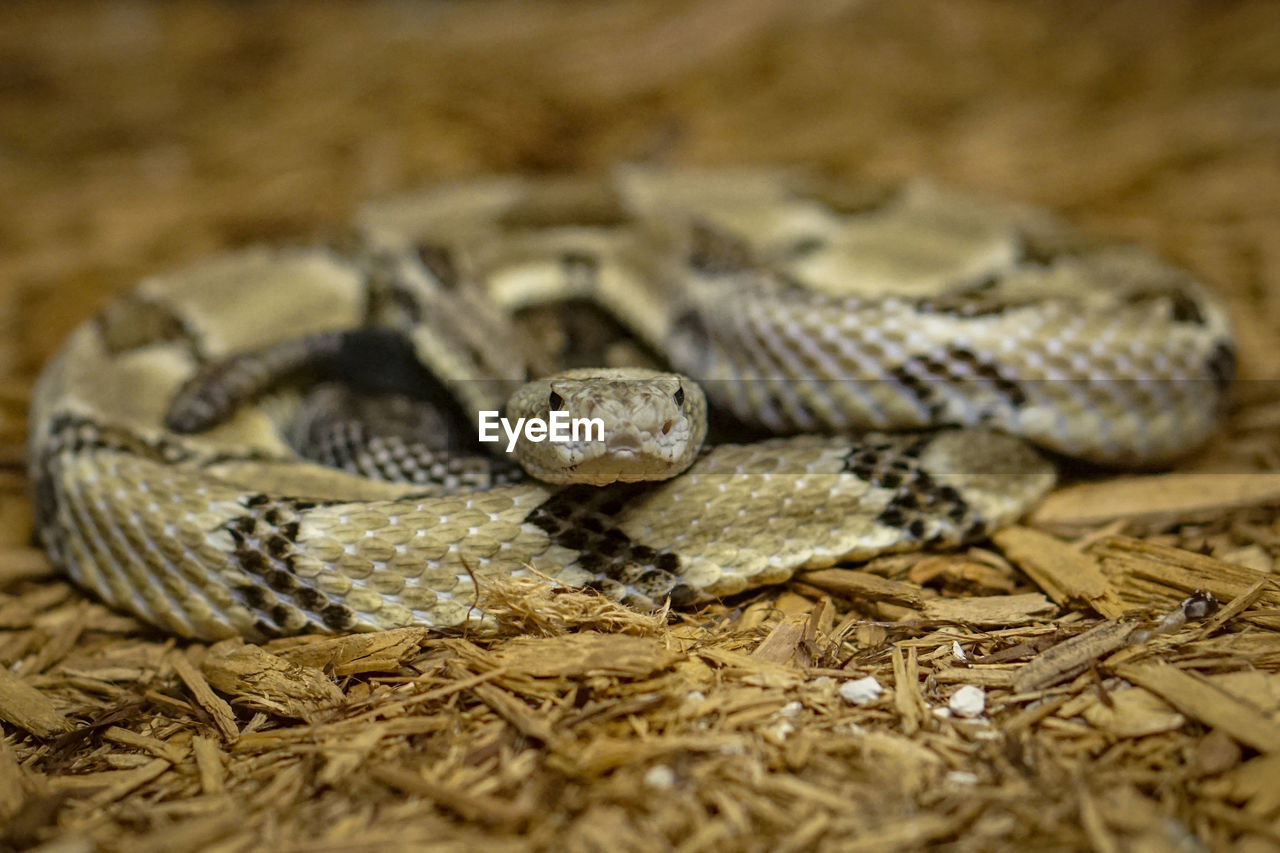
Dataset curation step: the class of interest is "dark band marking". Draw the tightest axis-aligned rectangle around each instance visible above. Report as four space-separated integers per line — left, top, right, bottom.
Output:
1123 288 1206 326
527 484 687 606
841 436 978 544
415 243 460 289
94 294 201 358
688 220 754 275
1206 342 1235 394
222 494 349 634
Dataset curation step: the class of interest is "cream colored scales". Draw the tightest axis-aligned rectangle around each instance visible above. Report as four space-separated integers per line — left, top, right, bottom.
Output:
28 169 1232 639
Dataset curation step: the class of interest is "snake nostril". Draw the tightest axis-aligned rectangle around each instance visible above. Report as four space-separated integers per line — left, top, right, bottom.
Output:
661 420 674 435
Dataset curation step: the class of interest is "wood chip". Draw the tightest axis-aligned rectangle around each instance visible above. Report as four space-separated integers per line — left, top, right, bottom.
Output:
49 758 170 806
751 617 807 664
1012 621 1137 693
1113 663 1280 752
891 644 923 735
0 735 25 822
267 627 429 675
0 665 68 738
1031 473 1280 526
793 569 926 607
922 593 1057 624
169 651 239 743
370 764 532 828
200 640 345 719
993 526 1130 618
493 633 680 678
0 547 54 585
191 735 226 795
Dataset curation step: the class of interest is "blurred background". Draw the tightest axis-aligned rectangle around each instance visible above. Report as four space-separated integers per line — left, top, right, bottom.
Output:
3 0 1277 378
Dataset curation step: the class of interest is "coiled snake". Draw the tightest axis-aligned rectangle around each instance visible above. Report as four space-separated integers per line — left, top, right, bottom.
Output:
28 168 1234 640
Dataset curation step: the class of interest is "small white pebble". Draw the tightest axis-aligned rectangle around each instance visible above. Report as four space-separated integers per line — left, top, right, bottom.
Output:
952 641 967 661
765 720 795 742
644 765 677 789
838 676 883 706
949 685 986 718
945 771 979 786
778 701 804 718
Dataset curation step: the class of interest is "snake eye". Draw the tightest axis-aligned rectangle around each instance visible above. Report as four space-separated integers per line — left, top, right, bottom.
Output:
549 391 564 411
673 384 685 407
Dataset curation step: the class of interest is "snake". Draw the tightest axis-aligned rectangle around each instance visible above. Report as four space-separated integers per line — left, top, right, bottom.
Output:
26 167 1235 641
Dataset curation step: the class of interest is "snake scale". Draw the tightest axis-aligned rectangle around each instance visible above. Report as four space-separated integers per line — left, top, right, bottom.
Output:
28 168 1234 641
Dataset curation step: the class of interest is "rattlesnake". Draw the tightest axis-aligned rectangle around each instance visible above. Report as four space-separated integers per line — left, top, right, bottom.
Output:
27 168 1234 640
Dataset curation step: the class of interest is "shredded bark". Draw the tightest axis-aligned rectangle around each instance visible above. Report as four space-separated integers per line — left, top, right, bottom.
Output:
4 1 1280 850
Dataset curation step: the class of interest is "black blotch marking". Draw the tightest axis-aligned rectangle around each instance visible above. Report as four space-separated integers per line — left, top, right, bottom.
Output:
296 588 328 611
688 220 754 274
240 552 271 574
237 584 270 610
1206 342 1235 393
528 485 684 596
267 569 299 593
667 583 703 609
878 507 905 528
253 619 283 639
656 553 680 573
271 604 296 627
322 604 356 631
1125 288 1205 326
265 536 292 559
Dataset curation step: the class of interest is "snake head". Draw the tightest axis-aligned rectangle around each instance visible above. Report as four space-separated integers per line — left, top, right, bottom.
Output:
504 368 707 485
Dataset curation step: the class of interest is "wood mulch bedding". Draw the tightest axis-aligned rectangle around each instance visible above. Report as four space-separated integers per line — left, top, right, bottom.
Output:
2 2 1280 850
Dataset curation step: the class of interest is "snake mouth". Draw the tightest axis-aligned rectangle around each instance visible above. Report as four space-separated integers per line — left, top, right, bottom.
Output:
570 450 684 485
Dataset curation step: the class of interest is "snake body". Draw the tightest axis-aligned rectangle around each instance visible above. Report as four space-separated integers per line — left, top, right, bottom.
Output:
28 168 1233 640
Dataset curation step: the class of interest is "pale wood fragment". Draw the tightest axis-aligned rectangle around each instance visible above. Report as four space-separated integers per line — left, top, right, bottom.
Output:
104 725 187 764
493 633 679 678
1031 473 1280 526
468 681 560 746
1092 536 1280 627
993 526 1130 618
1080 687 1186 738
891 644 923 735
1113 662 1280 752
371 764 532 828
0 665 68 737
0 547 53 585
49 758 170 806
169 651 239 742
1201 753 1280 815
922 592 1057 625
268 627 429 675
751 617 807 665
1012 621 1137 693
0 735 25 822
200 640 345 719
794 569 926 607
191 735 226 795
